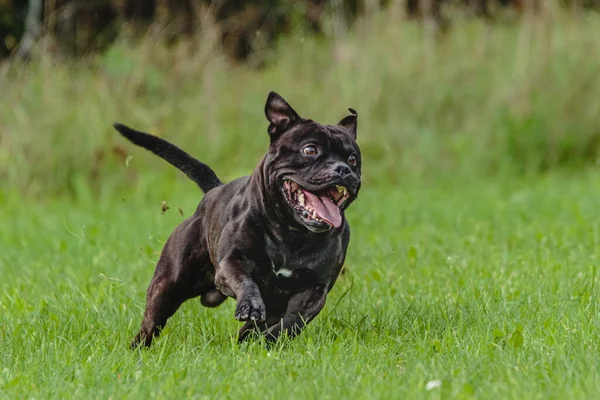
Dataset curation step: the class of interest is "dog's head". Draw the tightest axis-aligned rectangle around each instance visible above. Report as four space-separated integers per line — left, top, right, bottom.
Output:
262 91 362 233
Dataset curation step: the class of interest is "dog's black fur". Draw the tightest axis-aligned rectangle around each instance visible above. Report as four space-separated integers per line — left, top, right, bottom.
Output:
114 92 361 347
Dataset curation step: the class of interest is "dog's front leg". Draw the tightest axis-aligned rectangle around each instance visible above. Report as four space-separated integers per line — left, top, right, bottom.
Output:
237 315 282 343
264 285 327 342
215 257 266 322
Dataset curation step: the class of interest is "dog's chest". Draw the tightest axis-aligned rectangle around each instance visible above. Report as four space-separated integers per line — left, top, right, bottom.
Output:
271 260 294 279
263 233 343 284
266 250 307 280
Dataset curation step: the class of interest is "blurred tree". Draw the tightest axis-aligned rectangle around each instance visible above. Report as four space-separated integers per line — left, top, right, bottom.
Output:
15 0 41 60
1 0 600 63
0 0 28 58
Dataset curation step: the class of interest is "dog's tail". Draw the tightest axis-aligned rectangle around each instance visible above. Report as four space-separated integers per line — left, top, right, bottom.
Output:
113 123 223 193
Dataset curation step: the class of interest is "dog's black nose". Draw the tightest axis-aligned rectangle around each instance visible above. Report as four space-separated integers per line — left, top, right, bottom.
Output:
332 163 352 177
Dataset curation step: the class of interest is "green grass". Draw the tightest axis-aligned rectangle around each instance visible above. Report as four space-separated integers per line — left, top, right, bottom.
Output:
2 170 600 398
2 7 600 399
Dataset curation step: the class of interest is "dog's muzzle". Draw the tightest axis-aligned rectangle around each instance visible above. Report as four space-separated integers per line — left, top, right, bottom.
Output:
281 179 355 231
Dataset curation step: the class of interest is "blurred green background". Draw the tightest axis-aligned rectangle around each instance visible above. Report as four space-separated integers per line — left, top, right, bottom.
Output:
1 0 599 201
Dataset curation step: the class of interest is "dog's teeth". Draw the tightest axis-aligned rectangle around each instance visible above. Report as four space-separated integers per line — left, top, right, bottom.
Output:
298 192 305 205
312 210 317 219
335 185 348 197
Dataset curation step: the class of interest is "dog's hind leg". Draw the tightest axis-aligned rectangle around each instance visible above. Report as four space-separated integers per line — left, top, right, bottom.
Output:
133 267 221 348
131 268 190 348
131 218 213 348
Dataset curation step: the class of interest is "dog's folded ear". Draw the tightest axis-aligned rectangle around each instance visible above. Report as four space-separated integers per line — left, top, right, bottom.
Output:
265 91 301 137
338 108 358 139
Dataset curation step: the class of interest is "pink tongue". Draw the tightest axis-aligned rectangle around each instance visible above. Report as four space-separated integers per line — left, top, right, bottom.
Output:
302 189 342 228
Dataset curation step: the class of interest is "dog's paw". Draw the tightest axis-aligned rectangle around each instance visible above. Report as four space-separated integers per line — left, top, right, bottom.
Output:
235 296 266 322
131 331 152 349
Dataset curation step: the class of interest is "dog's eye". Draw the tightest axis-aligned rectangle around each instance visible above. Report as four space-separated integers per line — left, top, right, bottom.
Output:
348 154 357 166
303 145 318 156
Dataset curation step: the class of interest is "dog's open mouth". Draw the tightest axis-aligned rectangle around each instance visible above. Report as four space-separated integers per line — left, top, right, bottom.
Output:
282 180 351 229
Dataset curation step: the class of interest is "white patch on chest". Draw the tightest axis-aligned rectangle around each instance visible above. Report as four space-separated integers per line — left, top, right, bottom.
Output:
271 260 294 278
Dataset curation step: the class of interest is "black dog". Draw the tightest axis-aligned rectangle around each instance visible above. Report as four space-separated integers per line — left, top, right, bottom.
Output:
113 92 361 347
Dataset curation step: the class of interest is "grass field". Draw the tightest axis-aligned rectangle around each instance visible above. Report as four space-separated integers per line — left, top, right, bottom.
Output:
2 7 600 399
2 170 600 398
